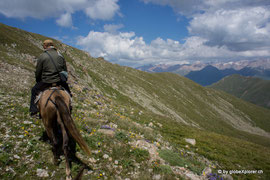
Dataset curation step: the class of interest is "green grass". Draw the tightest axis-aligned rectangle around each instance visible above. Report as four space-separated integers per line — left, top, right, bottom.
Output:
130 148 149 163
210 74 270 109
158 149 205 175
115 131 130 142
158 119 270 179
153 164 173 175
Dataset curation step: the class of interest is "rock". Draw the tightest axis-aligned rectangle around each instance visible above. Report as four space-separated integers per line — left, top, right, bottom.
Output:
115 175 122 180
4 134 10 138
202 167 212 176
185 138 196 146
51 171 55 177
153 174 161 180
97 129 115 137
6 167 15 174
36 169 49 177
109 122 118 129
171 166 186 176
89 158 97 163
221 174 234 180
185 172 200 180
157 123 163 128
145 127 153 132
130 140 164 163
103 154 109 159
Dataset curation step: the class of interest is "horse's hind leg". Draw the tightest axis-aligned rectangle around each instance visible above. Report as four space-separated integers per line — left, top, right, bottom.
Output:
43 118 59 165
57 113 72 180
73 165 87 180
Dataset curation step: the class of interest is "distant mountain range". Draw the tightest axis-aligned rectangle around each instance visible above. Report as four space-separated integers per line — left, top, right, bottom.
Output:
185 65 270 86
185 65 230 86
137 62 206 75
210 74 270 109
137 60 270 86
137 59 270 75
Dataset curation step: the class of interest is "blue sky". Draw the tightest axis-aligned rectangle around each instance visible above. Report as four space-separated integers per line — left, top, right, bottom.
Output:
1 0 270 67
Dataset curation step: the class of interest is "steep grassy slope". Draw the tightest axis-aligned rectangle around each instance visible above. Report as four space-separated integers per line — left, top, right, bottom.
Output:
1 23 270 179
89 60 270 141
210 74 270 109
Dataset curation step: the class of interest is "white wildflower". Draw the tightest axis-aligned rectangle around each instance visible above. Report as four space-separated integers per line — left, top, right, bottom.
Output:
14 155 20 159
36 169 49 177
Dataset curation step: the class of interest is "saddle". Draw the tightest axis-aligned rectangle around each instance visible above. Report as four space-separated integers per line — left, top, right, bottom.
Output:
34 83 71 105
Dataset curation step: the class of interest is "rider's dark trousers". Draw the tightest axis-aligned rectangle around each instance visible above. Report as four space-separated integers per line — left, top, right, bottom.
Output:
30 81 72 113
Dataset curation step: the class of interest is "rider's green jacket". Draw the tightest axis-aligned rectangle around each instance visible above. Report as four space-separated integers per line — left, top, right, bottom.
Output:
35 47 67 83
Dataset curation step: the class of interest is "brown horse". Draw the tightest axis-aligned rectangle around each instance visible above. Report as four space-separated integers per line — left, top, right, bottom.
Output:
38 86 91 180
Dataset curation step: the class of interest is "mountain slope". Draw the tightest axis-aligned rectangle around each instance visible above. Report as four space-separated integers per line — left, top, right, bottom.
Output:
210 74 270 109
88 61 270 139
1 23 270 179
185 65 270 86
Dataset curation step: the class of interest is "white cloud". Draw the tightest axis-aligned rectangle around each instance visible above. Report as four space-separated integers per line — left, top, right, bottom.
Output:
138 0 270 65
77 30 262 67
188 7 270 51
2 0 270 65
141 0 270 16
56 13 73 27
141 0 270 52
84 0 119 20
77 31 149 65
0 0 120 27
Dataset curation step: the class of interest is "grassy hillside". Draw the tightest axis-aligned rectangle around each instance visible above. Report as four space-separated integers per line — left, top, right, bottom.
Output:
210 74 270 109
1 23 270 179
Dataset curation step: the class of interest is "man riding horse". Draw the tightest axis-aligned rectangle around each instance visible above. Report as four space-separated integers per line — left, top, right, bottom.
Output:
29 40 91 179
30 39 72 116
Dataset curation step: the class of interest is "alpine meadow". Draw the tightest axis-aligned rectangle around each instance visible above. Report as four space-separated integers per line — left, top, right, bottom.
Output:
1 23 270 179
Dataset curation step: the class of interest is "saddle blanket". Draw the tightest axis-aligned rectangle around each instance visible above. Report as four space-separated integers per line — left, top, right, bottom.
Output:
34 87 71 105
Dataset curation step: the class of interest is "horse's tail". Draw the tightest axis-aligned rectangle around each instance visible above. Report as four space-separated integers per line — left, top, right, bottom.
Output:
55 96 91 156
